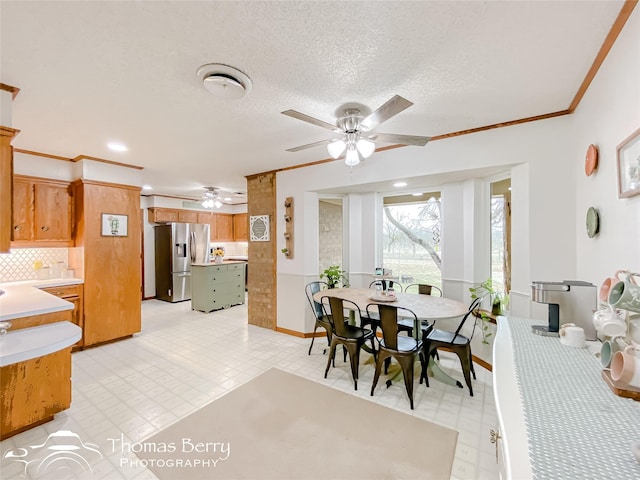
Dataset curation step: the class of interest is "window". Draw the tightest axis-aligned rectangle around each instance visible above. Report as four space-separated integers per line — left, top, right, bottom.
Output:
382 193 442 288
490 179 511 294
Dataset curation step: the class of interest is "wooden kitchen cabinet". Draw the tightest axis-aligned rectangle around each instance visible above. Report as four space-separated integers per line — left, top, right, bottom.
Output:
12 176 73 247
148 207 179 223
1 348 72 440
212 214 234 241
178 210 198 223
39 284 84 349
197 212 212 224
0 127 19 253
233 213 248 241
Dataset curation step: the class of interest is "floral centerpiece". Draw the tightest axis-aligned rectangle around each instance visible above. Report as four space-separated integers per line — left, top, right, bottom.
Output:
213 248 224 264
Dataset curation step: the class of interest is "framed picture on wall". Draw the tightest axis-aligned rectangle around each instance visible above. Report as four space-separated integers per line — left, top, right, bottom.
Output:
249 215 270 241
617 128 640 199
101 213 128 236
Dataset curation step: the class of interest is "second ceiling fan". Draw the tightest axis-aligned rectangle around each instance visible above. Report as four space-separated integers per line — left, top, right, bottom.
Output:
282 95 430 166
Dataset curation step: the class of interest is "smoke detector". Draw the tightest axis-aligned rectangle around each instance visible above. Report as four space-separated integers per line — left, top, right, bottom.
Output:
196 63 252 99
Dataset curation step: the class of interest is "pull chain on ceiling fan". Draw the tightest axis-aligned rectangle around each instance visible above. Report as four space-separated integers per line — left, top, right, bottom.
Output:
282 95 430 166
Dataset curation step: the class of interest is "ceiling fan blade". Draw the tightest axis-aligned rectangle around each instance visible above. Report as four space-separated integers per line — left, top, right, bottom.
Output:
372 133 430 146
286 138 334 152
359 95 413 132
282 110 341 132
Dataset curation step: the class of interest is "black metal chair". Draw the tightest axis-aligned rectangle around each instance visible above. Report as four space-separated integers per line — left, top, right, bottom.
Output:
367 303 428 409
305 281 332 355
420 297 482 396
398 283 442 336
404 283 442 296
321 296 376 390
368 279 403 292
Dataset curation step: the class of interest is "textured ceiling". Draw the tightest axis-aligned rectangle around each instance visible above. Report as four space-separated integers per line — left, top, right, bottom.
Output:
0 1 627 201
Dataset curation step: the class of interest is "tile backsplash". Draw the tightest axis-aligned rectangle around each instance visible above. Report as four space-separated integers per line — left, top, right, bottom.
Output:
0 248 69 282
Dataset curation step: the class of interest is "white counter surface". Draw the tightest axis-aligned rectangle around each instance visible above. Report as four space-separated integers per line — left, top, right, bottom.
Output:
494 316 640 479
191 260 247 266
0 321 82 367
0 278 83 322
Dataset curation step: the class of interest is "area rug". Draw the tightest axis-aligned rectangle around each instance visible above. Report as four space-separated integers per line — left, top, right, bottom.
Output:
136 368 458 479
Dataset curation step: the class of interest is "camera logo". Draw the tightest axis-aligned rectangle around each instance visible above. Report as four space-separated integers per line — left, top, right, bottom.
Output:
2 430 103 478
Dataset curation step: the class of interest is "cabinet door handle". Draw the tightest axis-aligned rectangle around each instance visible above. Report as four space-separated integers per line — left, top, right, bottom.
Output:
41 226 49 231
13 225 22 231
490 429 501 463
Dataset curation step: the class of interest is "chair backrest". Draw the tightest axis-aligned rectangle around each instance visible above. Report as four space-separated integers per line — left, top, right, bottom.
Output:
322 296 360 337
305 281 329 320
452 297 483 338
369 280 403 292
368 303 418 350
405 283 442 296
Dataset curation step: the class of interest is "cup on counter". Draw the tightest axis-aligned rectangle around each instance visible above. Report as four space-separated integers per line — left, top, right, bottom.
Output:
608 275 640 314
559 323 586 348
600 336 627 369
611 346 640 388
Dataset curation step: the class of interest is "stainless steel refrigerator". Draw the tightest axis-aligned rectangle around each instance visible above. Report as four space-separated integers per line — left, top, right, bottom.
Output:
155 223 210 302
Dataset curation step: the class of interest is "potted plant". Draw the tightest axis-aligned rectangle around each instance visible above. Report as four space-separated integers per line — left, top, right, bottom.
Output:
281 247 290 257
320 265 350 289
469 279 502 344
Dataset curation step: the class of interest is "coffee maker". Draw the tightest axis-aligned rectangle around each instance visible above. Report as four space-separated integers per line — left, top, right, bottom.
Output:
530 280 597 340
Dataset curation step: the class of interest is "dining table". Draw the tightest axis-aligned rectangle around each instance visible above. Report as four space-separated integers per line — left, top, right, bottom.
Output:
312 287 469 388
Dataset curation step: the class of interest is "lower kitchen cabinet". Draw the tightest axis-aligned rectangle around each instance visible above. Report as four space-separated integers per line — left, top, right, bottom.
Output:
39 284 84 350
191 262 245 313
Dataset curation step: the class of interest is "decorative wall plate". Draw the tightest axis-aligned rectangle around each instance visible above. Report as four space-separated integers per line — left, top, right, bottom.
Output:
585 144 599 176
586 207 600 238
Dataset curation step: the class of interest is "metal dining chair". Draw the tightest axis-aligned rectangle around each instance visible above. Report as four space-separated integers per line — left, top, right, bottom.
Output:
305 281 331 355
420 297 482 396
367 303 428 409
398 283 442 336
321 296 376 390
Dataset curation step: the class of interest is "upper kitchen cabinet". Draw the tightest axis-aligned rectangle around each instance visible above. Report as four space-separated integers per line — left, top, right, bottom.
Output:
211 214 234 242
233 213 248 241
0 126 19 253
147 207 178 223
12 175 73 247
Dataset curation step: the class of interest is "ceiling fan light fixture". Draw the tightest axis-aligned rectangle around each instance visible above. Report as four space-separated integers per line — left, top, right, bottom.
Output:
327 139 346 159
356 138 375 158
202 187 223 209
345 145 360 167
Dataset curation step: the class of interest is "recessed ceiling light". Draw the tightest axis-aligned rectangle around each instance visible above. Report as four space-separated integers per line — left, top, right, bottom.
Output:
393 181 408 188
412 192 423 196
107 142 128 152
224 197 231 202
142 185 152 191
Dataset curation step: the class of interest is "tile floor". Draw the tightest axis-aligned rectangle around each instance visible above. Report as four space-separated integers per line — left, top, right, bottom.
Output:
0 299 499 479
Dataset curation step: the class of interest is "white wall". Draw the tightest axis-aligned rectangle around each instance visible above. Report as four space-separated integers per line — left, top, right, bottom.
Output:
572 7 640 284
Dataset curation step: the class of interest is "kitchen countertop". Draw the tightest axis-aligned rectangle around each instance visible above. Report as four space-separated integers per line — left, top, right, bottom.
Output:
494 316 640 479
0 278 83 322
0 321 82 367
192 260 247 266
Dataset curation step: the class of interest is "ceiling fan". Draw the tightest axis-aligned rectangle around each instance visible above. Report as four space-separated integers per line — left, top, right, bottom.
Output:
282 95 429 166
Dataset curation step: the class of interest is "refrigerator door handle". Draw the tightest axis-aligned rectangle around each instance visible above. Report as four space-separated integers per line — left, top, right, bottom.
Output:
189 232 196 263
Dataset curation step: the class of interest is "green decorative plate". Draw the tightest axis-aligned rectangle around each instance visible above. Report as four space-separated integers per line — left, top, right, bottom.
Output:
586 207 600 238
